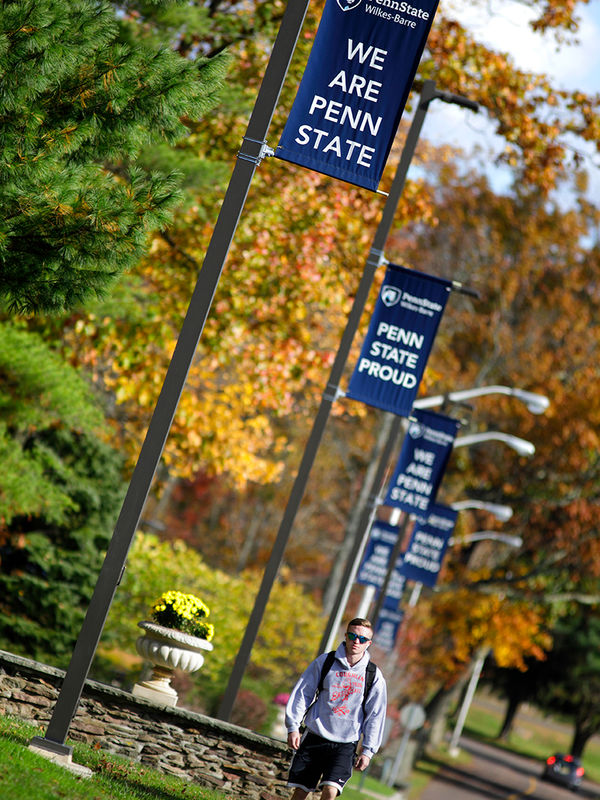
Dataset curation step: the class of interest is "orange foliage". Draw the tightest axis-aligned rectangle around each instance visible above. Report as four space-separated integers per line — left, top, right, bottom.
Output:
396 589 551 701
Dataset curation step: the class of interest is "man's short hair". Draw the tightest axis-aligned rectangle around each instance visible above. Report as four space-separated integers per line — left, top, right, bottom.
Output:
346 617 373 634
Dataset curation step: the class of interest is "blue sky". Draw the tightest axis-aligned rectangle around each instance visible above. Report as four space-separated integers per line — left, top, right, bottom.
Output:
420 0 600 203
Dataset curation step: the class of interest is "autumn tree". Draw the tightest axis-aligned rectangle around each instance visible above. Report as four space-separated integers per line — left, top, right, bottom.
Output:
386 582 551 747
488 605 600 758
393 160 600 595
532 607 600 758
29 0 600 491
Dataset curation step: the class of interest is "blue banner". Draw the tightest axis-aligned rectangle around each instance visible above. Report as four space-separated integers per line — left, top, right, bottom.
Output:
399 503 457 587
374 606 405 652
276 0 440 191
346 265 451 416
384 409 459 516
356 521 406 600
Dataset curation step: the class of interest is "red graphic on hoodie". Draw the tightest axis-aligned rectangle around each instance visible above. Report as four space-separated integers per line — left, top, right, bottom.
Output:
330 672 364 717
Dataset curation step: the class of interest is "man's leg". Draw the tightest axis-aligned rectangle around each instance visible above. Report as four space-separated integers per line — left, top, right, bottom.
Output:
291 788 310 800
319 786 339 800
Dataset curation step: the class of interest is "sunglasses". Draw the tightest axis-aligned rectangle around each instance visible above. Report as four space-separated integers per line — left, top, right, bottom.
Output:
346 632 370 644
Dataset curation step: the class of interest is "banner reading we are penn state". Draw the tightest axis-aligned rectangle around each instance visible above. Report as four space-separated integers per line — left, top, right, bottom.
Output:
346 265 452 416
276 0 440 191
399 502 457 587
384 409 460 517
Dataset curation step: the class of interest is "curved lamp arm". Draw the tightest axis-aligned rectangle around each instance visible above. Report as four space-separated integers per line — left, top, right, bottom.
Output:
414 385 550 415
449 531 523 548
450 500 513 522
455 431 535 457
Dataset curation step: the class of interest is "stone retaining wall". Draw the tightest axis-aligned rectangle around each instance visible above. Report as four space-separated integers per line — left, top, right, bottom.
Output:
0 650 290 800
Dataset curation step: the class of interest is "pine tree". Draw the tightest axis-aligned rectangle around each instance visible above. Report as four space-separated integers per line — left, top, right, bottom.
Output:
0 323 127 664
0 0 229 314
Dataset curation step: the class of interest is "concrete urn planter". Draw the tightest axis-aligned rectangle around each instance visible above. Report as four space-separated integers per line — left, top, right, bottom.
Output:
132 620 213 707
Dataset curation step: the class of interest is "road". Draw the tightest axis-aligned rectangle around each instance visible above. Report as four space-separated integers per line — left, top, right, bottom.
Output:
414 736 600 800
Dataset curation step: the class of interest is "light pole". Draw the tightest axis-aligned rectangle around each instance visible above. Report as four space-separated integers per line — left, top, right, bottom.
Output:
321 385 547 634
386 529 522 785
447 529 523 757
356 501 514 618
30 0 315 759
447 647 490 757
397 504 515 610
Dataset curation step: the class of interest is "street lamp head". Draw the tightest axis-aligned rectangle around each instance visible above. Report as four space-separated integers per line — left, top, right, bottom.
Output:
511 389 550 415
508 437 536 457
484 504 513 522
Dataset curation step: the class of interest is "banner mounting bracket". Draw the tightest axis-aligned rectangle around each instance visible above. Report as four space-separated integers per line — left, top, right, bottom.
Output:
324 383 345 403
451 280 481 300
237 137 275 166
366 247 387 269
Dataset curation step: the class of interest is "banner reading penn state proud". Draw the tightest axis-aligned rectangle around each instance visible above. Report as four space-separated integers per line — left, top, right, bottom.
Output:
346 265 451 416
276 0 440 191
384 409 459 517
399 502 457 587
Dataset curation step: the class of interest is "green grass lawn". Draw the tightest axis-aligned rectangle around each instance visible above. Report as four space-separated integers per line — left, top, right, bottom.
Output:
0 715 233 800
4 697 599 800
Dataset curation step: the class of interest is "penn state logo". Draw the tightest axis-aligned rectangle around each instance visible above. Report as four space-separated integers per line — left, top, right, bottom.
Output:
381 285 401 307
336 0 362 10
408 421 426 439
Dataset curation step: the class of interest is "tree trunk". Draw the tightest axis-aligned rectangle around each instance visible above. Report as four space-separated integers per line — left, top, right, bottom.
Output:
497 696 521 740
570 724 593 759
425 683 462 749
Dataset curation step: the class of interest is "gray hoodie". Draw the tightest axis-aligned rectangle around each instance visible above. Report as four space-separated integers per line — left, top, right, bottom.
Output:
285 642 387 758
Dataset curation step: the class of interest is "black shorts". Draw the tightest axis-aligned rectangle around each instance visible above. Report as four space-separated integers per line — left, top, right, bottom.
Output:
287 731 357 795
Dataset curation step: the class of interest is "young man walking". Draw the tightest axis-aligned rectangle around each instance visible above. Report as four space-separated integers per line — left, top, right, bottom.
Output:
285 618 387 799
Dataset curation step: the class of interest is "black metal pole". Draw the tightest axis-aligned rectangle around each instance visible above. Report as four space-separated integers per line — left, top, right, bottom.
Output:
30 0 312 757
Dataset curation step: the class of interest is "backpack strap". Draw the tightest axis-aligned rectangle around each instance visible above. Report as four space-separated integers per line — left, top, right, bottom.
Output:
301 651 335 730
363 661 377 715
317 650 337 695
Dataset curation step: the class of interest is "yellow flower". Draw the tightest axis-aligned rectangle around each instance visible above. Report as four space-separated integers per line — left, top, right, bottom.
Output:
149 590 214 641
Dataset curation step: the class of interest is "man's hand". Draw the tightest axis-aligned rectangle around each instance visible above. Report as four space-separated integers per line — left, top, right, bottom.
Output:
354 754 371 772
288 731 301 750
